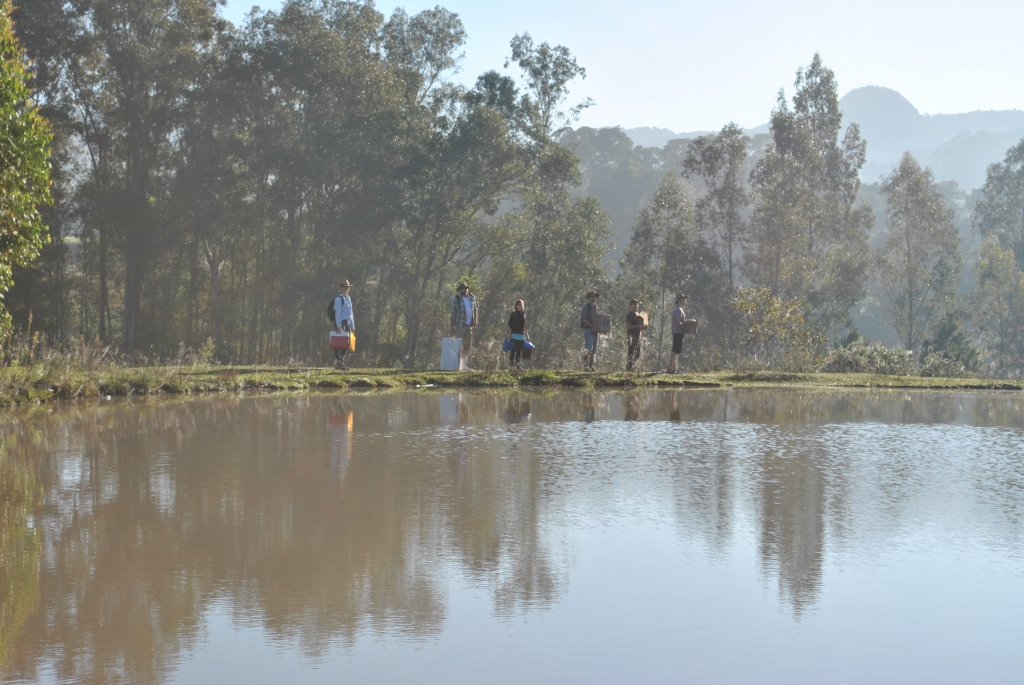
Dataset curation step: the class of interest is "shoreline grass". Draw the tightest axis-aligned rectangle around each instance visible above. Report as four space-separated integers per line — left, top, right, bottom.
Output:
1 364 1021 410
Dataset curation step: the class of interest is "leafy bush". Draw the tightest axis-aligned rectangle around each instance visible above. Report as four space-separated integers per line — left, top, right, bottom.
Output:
819 342 913 375
919 312 980 373
918 352 977 378
731 287 825 371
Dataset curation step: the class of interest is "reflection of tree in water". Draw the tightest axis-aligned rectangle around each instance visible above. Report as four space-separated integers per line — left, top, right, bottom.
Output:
439 392 563 615
5 388 1023 679
752 439 827 617
0 440 41 668
664 392 737 559
0 393 566 682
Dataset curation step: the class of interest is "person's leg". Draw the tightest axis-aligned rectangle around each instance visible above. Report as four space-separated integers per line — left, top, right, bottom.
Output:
627 336 639 371
584 330 597 370
668 333 683 372
455 325 473 369
512 340 523 368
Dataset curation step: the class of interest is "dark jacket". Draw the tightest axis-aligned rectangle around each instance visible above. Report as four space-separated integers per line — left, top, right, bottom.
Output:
508 311 526 335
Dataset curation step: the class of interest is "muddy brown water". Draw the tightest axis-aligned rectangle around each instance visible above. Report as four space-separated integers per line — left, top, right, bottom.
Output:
1 389 1023 684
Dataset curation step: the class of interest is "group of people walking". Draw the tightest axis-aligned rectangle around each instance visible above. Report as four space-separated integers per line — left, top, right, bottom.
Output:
580 290 690 373
330 280 691 372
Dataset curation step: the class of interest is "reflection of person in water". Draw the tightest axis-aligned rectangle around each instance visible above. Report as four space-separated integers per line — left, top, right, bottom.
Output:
440 393 472 478
582 393 596 423
505 396 532 424
328 411 353 483
668 393 681 422
624 393 641 421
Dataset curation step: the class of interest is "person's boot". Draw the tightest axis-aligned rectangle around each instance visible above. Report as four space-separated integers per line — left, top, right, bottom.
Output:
626 359 633 372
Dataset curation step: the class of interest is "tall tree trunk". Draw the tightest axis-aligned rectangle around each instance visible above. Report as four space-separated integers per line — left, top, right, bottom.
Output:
121 230 142 355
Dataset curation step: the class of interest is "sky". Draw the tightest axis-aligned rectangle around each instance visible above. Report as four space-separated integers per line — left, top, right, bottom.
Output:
221 0 1024 133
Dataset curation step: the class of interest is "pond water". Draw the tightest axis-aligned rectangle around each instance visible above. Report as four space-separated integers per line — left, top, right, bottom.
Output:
1 389 1023 684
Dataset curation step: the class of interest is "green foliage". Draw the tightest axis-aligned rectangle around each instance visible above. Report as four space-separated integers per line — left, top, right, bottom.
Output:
731 286 826 370
682 122 750 287
559 126 666 260
971 239 1024 375
874 153 962 352
746 54 873 332
975 138 1024 268
0 0 51 335
617 174 732 368
919 311 980 374
819 341 912 375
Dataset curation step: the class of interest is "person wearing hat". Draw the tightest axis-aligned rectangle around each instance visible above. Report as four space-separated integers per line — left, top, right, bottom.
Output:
625 298 647 371
450 281 478 369
667 293 688 374
333 280 355 370
581 290 601 371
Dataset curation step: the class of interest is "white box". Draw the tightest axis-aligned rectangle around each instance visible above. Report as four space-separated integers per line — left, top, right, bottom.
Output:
441 337 462 370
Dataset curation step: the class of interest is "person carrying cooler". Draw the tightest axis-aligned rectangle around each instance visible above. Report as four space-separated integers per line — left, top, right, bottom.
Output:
333 280 355 370
506 299 528 370
666 293 687 374
625 298 647 371
449 281 478 370
581 290 601 371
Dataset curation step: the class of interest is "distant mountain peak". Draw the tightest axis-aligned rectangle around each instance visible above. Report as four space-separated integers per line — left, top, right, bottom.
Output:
841 86 921 118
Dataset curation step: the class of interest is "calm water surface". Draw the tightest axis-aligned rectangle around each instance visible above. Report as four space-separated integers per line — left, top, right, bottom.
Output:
1 389 1023 684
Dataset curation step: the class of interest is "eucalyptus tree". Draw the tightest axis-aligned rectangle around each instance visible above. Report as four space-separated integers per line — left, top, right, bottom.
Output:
681 122 750 287
619 175 729 364
0 0 53 334
746 54 873 332
974 138 1024 267
972 239 1024 374
874 153 961 353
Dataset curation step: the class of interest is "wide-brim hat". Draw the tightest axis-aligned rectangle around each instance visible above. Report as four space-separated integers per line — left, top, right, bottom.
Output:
339 279 352 288
456 281 470 290
586 290 600 298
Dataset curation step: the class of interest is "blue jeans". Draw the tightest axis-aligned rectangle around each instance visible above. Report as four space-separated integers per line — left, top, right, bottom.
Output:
583 329 598 354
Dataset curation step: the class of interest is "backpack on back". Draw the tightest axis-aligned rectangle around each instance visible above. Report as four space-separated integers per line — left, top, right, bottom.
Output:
327 296 336 323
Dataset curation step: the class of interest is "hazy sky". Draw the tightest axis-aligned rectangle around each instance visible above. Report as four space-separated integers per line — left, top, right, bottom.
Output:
222 0 1024 133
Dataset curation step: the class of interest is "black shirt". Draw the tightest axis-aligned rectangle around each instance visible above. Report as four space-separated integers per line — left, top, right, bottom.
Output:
626 311 644 337
508 310 526 335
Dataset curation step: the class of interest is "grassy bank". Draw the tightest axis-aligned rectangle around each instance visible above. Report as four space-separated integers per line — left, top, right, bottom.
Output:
1 364 1021 409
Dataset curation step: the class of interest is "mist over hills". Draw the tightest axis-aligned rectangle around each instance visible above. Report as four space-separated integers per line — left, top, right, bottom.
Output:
622 86 1024 190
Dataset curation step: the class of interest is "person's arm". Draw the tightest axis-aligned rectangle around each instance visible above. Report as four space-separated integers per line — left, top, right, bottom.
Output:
335 295 344 331
507 313 513 339
347 298 355 333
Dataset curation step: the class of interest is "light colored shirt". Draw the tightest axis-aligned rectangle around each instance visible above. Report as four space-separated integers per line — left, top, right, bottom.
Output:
671 306 686 334
334 294 354 330
451 294 476 327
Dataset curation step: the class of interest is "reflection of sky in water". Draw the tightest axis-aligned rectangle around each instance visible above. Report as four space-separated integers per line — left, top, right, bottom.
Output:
2 390 1023 684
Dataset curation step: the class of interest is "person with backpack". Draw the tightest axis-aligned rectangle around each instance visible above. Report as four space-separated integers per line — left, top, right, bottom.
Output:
449 282 478 370
506 299 528 370
331 280 355 370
